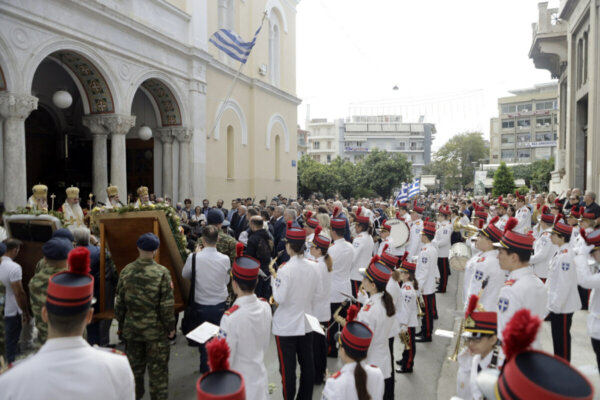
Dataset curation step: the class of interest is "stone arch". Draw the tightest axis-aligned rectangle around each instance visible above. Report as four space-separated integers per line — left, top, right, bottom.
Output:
23 40 119 114
0 34 18 91
214 98 248 145
266 0 288 33
127 71 187 127
266 113 290 152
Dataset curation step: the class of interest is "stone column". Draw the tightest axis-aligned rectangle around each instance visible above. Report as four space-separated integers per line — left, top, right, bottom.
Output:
174 128 192 201
158 128 174 199
82 115 111 200
106 115 135 198
0 92 38 211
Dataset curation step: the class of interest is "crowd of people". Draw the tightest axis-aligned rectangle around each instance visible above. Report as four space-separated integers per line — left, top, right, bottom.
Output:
1 185 600 399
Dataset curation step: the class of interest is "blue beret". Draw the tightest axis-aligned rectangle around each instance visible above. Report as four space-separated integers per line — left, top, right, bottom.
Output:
137 233 160 251
43 237 73 260
52 228 74 242
206 208 224 224
0 242 6 257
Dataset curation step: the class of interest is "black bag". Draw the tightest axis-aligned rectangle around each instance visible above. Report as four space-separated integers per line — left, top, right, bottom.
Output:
181 254 201 347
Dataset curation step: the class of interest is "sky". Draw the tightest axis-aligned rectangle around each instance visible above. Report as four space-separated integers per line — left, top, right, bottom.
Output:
296 0 560 150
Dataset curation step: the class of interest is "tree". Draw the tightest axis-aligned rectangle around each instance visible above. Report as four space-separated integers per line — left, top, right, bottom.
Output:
297 155 338 198
530 157 554 193
425 132 488 191
329 157 359 199
356 149 412 198
510 164 533 187
492 162 515 196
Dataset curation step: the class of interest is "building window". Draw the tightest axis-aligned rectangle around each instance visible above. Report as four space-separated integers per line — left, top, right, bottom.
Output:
398 142 405 150
269 13 282 87
327 141 332 149
227 125 234 179
313 141 320 150
492 154 499 160
218 0 234 30
501 134 515 144
517 133 530 143
326 154 331 163
501 104 516 114
517 103 532 112
275 135 281 180
536 117 552 128
502 120 515 129
536 132 553 141
535 101 556 110
518 149 531 160
501 150 515 160
517 119 530 129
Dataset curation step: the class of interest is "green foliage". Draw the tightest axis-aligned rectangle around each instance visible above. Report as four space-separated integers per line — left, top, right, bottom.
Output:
515 185 529 195
510 164 533 187
492 162 515 197
297 150 412 198
530 157 554 193
424 132 488 191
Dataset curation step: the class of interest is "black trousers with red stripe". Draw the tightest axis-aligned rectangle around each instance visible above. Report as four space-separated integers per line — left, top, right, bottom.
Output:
327 302 347 358
275 334 314 400
437 257 449 292
399 327 416 369
549 312 573 362
420 294 435 340
312 328 328 384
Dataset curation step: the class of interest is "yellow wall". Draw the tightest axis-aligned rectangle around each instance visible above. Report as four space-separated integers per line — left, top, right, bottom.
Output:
165 0 187 12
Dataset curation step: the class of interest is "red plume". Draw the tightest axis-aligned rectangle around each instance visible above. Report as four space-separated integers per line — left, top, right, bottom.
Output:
580 206 586 215
554 214 564 225
314 225 322 236
580 228 587 241
515 191 520 197
502 309 542 361
357 207 362 216
498 196 503 203
235 242 244 257
369 255 380 265
554 198 561 206
68 247 90 275
445 205 450 214
333 206 340 217
536 203 541 210
286 220 292 229
206 337 230 371
478 219 485 229
425 217 430 222
306 211 313 219
489 216 499 225
382 243 389 254
527 230 534 236
402 251 409 263
504 217 518 233
396 211 400 219
413 199 417 208
346 304 360 322
465 294 478 319
541 205 549 214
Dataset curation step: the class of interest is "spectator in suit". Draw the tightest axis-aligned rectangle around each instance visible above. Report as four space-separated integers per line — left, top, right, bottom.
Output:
272 206 286 251
227 199 239 222
232 206 249 239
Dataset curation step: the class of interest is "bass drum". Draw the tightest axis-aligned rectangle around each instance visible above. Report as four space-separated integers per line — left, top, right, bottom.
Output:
386 218 410 248
449 242 472 271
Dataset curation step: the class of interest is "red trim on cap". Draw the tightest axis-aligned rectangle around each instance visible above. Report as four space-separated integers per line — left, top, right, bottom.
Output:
331 218 346 230
341 321 373 352
306 218 319 228
399 260 416 273
380 252 399 269
356 215 370 224
553 221 573 236
366 261 392 285
46 272 94 307
232 256 260 281
500 231 534 252
312 234 331 250
196 370 245 400
286 227 306 242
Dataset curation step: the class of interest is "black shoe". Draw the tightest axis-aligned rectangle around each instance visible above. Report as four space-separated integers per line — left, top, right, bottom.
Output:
396 366 413 373
415 336 431 343
395 360 403 366
433 315 439 320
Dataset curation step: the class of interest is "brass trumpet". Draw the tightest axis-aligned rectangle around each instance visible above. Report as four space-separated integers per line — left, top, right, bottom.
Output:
448 319 465 362
417 296 425 318
333 301 348 327
452 219 479 239
400 329 411 350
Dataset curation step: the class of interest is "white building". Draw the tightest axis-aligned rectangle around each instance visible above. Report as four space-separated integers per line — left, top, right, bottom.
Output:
305 118 344 164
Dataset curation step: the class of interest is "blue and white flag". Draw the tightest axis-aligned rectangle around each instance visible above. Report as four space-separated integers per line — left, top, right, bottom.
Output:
209 24 263 64
395 183 408 206
408 177 421 199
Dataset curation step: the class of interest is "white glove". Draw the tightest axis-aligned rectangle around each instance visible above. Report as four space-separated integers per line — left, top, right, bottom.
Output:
577 244 595 256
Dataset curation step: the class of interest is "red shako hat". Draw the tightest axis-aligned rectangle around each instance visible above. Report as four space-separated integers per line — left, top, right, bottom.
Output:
438 205 451 216
399 256 416 273
355 207 370 225
462 295 497 338
481 216 504 243
340 305 373 359
196 338 245 400
569 206 583 219
311 226 331 251
305 211 319 229
582 229 600 251
285 220 306 243
379 244 399 269
494 219 534 254
422 218 436 237
46 247 94 316
497 196 508 208
552 215 573 237
232 243 260 282
381 219 392 232
330 218 346 230
540 205 555 224
360 255 392 287
411 199 425 214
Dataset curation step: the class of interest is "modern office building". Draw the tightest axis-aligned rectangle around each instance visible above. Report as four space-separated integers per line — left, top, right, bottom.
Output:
305 118 344 164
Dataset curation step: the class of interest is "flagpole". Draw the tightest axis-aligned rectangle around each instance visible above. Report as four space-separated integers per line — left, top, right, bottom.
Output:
208 11 269 139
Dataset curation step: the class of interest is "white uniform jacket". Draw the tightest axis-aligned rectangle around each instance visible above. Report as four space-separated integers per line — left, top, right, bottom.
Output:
529 229 557 279
328 238 354 303
495 214 509 232
546 244 582 314
406 219 423 259
463 250 482 307
357 292 395 379
311 256 332 322
271 255 317 336
304 233 315 260
218 294 272 400
574 253 600 339
465 249 505 312
351 232 374 281
416 243 438 295
469 349 505 400
432 220 452 258
321 362 384 400
386 278 402 338
497 267 548 345
397 281 419 328
515 206 532 234
0 336 134 400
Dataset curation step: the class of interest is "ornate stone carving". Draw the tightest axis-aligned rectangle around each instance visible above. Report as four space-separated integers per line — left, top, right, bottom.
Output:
173 127 192 142
82 115 111 136
157 128 175 144
0 92 38 119
10 27 30 50
104 114 136 135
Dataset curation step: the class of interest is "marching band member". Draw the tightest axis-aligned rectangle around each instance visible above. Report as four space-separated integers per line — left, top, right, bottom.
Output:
378 221 403 257
529 207 558 282
495 196 509 231
304 211 319 260
356 256 396 400
432 205 452 293
406 201 425 259
394 257 419 373
546 216 581 361
514 191 531 234
380 247 401 376
576 208 596 309
415 220 438 343
351 207 374 297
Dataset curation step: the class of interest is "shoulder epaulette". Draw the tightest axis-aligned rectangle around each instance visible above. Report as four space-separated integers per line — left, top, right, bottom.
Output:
561 249 569 254
477 257 486 263
331 371 342 379
405 285 412 290
504 279 516 286
258 297 268 302
93 345 126 356
225 305 239 315
363 304 371 312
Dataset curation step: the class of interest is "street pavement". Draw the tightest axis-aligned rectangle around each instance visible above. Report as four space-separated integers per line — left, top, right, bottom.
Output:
124 268 600 399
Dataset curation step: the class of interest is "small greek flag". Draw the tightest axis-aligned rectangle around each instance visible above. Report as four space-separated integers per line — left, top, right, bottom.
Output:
408 178 421 199
209 25 263 64
395 183 408 206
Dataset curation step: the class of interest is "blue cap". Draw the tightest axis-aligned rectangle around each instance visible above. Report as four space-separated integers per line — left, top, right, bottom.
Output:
52 228 74 242
206 208 224 225
0 242 6 257
43 237 73 260
137 233 160 251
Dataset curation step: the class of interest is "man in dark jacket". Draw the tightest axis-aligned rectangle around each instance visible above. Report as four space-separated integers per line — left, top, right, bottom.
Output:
245 216 273 299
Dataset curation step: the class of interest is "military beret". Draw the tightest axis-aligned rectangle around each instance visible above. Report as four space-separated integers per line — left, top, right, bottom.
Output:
137 233 160 251
207 208 224 225
52 228 74 242
0 242 6 257
43 237 73 260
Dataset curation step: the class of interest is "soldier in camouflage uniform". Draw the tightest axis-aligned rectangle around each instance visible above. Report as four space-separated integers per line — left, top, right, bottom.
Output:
200 209 237 265
115 233 175 400
28 237 72 346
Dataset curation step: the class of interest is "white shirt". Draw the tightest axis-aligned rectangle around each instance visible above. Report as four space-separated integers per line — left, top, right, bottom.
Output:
462 250 482 307
574 253 600 339
406 219 423 259
321 362 384 400
271 255 317 336
328 238 354 303
497 267 548 345
386 278 402 337
416 243 438 295
182 247 230 305
465 249 505 312
218 294 272 400
397 281 419 328
496 214 509 232
357 292 395 378
432 220 452 257
0 257 22 317
351 232 374 281
0 336 134 400
529 229 557 279
469 349 505 400
515 206 532 234
546 243 582 314
456 348 474 400
311 256 332 322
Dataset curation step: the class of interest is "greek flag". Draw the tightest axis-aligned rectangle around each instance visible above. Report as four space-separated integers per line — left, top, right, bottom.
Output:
408 178 421 199
209 25 263 64
395 183 408 206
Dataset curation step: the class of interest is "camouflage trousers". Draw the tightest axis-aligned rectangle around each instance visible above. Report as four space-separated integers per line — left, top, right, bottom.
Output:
125 339 170 400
